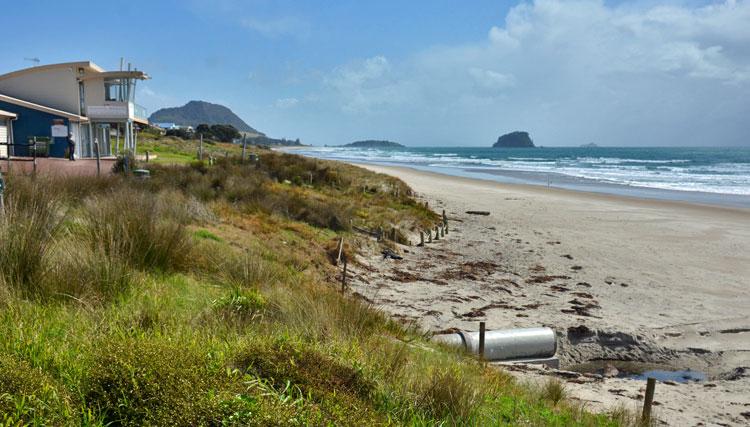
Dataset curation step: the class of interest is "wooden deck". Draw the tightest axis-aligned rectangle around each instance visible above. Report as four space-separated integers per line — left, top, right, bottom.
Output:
0 157 117 176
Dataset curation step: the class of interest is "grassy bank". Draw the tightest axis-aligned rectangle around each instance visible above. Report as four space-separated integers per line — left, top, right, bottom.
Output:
0 138 632 425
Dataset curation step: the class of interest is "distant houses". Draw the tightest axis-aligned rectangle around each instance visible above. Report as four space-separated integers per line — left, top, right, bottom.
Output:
0 61 150 158
153 122 194 133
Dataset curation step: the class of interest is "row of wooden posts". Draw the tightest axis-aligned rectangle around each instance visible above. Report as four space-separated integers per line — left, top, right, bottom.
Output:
418 209 449 246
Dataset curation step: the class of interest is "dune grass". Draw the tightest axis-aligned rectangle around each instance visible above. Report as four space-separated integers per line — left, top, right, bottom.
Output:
0 143 635 425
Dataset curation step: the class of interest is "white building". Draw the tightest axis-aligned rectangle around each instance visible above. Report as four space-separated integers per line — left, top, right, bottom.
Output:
0 61 149 158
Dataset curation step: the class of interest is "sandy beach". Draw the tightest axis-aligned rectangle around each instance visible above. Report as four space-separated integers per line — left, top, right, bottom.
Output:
347 163 750 426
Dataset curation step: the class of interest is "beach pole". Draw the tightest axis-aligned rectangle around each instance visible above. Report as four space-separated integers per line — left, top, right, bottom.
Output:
478 322 486 359
419 231 424 247
94 138 101 177
341 258 348 293
642 377 656 423
241 135 247 162
0 172 5 215
336 237 344 265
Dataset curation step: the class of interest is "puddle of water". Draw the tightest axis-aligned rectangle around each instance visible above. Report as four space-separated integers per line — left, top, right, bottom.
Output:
568 360 706 383
630 369 706 383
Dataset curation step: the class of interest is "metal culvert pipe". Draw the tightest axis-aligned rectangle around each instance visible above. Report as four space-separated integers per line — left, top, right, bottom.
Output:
433 327 557 361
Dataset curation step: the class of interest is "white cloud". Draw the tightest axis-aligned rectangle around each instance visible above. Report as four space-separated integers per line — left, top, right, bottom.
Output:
241 16 310 39
318 0 750 146
275 97 299 108
468 68 516 90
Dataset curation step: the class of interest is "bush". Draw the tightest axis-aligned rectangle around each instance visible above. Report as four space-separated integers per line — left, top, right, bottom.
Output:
0 353 74 424
112 152 137 174
85 338 235 426
234 338 374 402
212 288 266 324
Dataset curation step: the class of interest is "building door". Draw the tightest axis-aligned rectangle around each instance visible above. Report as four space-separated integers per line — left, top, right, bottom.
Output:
0 120 8 158
95 124 111 157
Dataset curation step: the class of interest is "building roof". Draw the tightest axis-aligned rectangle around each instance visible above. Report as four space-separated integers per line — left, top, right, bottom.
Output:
0 61 106 81
80 70 150 81
0 109 17 118
0 94 88 122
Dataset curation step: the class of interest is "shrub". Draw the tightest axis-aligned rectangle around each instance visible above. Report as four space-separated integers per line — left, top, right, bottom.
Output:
233 339 374 402
0 353 74 424
85 337 235 426
212 288 266 324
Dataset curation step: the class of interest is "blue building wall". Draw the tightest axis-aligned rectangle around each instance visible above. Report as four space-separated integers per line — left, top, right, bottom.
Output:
0 100 72 157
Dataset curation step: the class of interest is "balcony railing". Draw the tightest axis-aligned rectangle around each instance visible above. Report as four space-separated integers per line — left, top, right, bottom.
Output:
133 103 148 120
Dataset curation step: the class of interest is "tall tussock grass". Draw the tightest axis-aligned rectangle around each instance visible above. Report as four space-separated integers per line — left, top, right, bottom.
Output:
0 178 62 297
81 188 193 272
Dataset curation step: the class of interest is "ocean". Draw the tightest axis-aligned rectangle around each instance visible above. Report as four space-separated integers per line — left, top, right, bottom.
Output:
288 146 750 208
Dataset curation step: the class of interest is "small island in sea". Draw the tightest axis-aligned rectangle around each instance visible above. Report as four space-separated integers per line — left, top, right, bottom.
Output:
343 140 405 148
493 131 535 148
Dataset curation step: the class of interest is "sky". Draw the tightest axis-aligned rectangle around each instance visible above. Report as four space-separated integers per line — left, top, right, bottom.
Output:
1 0 749 147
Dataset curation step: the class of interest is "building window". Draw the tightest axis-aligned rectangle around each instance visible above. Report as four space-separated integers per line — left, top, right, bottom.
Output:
104 78 130 102
79 81 86 115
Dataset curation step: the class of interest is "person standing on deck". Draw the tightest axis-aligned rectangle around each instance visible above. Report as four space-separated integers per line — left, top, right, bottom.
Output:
67 133 76 161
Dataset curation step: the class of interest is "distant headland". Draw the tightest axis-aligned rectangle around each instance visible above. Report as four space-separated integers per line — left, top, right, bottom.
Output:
343 140 405 148
493 131 535 148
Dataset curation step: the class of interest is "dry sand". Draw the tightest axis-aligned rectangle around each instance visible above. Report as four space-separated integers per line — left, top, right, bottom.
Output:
346 164 750 426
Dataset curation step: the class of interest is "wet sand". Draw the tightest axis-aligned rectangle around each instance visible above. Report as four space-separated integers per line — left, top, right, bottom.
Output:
347 163 750 426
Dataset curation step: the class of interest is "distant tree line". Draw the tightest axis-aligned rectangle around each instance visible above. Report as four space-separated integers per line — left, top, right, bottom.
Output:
165 124 241 143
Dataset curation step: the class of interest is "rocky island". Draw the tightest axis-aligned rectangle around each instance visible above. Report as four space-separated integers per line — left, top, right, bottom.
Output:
493 131 535 148
343 140 405 149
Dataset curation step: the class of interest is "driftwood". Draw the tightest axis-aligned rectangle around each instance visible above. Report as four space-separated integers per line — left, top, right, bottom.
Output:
382 249 403 260
466 211 491 216
352 225 380 238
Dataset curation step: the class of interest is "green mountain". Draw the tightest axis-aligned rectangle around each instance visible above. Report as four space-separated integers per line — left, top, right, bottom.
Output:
149 100 262 135
343 140 404 148
493 131 535 148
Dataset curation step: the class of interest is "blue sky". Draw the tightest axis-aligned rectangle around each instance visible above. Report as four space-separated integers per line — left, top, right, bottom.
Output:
2 0 749 146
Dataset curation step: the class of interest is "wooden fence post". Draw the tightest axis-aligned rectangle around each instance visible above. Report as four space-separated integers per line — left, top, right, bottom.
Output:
341 258 348 293
336 237 344 265
145 150 150 163
198 134 204 160
241 136 247 162
478 321 486 359
94 139 101 177
434 226 440 241
642 377 656 423
419 231 424 247
427 229 432 243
